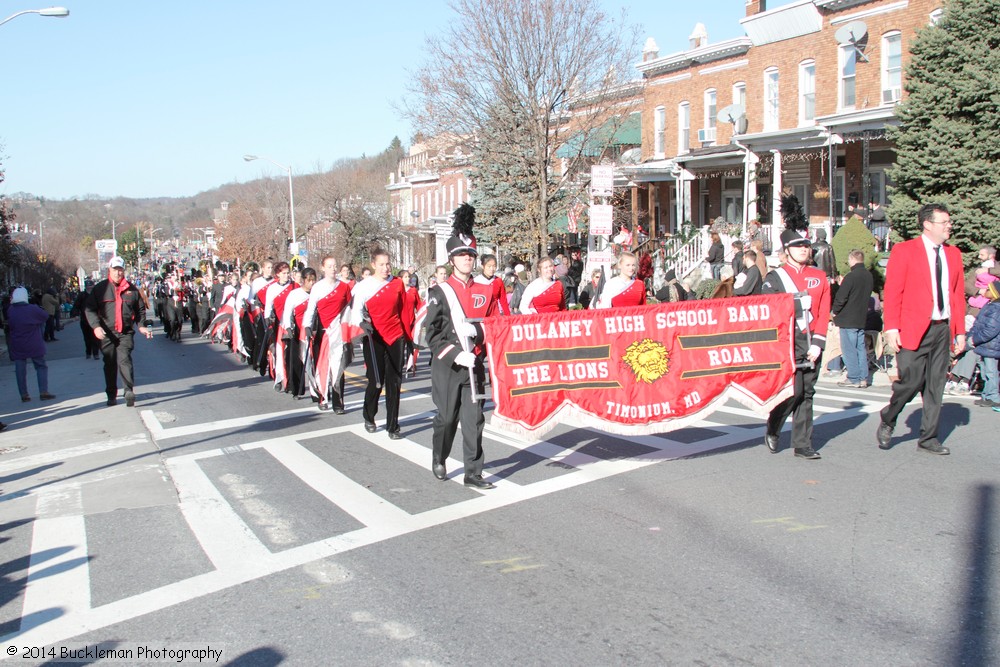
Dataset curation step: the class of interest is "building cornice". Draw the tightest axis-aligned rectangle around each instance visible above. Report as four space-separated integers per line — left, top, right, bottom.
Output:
636 37 753 78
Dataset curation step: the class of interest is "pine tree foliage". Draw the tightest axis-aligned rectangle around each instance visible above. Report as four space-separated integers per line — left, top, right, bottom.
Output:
887 0 1000 257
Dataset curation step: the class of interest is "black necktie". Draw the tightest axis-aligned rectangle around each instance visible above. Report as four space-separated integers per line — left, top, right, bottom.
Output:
935 246 945 313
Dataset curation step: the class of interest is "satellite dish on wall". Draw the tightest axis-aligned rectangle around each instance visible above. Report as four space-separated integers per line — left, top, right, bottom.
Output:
718 103 748 135
835 20 869 61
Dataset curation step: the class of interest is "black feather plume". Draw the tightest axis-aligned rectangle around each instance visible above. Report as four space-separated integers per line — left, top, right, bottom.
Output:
452 203 476 238
780 192 808 233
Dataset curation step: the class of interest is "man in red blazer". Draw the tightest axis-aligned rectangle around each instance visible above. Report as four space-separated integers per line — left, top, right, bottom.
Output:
877 203 966 454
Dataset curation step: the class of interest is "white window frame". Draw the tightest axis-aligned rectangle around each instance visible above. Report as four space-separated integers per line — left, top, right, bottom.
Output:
732 82 746 108
678 102 690 154
704 88 717 144
764 68 780 132
839 44 857 110
929 8 944 25
654 105 666 159
881 31 902 105
798 60 816 126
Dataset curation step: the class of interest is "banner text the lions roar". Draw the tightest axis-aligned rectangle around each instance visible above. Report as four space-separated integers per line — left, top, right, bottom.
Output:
483 294 796 439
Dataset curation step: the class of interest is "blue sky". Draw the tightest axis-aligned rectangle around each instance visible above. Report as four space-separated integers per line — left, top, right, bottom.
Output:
1 0 746 200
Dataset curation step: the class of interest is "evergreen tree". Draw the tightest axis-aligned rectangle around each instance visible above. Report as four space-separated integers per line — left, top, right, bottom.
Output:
887 0 1000 258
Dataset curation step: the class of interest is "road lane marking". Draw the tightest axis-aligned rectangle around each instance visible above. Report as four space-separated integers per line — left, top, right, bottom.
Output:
142 394 427 441
164 457 271 573
264 440 412 527
19 485 90 634
0 435 148 476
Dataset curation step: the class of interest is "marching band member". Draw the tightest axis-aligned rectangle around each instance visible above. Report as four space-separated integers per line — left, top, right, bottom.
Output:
475 253 509 316
425 204 499 489
761 229 831 460
350 249 407 438
595 251 646 308
305 256 353 413
519 256 566 314
263 262 298 388
250 260 275 373
281 267 316 397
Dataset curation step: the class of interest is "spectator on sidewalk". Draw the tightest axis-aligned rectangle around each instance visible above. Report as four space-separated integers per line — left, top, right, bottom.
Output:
6 287 55 403
968 282 1000 407
733 250 763 297
41 288 59 342
831 250 874 388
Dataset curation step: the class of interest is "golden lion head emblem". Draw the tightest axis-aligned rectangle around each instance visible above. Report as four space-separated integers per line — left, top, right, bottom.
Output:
622 338 669 384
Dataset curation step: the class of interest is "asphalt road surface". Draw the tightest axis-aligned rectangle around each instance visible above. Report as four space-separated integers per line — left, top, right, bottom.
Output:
0 317 997 665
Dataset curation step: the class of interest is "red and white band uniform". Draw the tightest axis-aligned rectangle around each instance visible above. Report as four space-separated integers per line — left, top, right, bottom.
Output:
425 273 499 479
401 283 423 370
350 275 407 433
595 275 646 308
519 277 566 314
304 277 352 408
474 273 510 316
281 285 312 394
264 279 298 386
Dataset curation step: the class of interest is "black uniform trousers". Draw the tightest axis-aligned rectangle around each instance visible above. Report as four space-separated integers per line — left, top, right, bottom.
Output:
767 354 822 451
100 331 136 399
881 321 950 447
361 335 405 432
431 360 486 476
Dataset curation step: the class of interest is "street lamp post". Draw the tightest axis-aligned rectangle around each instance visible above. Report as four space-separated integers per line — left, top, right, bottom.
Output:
243 154 296 255
0 6 69 28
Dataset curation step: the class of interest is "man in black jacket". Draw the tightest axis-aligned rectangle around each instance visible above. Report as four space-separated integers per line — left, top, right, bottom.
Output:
85 256 153 407
830 249 873 388
812 229 837 283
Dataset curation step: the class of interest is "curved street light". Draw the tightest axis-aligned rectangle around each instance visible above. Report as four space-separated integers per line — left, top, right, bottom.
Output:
243 154 297 254
0 7 70 28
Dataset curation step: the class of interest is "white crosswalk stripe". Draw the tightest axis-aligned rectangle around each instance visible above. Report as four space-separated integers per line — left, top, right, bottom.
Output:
4 383 894 648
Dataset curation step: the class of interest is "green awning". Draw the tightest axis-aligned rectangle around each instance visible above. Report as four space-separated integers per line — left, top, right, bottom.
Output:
548 213 569 233
555 112 642 158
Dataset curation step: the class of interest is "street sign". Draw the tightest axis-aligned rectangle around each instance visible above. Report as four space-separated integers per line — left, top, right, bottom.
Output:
591 165 614 197
589 204 614 236
95 239 118 252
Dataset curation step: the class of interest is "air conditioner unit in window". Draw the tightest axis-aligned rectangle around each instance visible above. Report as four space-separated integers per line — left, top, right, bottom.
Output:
883 87 901 104
697 127 716 143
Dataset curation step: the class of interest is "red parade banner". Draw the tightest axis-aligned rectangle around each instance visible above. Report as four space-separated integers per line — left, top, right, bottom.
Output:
483 294 797 439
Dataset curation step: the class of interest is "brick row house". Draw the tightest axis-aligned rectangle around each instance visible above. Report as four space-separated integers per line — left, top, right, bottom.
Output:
389 0 943 271
628 0 943 255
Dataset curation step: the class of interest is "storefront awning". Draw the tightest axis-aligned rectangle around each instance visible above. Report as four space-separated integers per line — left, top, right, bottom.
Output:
556 112 642 158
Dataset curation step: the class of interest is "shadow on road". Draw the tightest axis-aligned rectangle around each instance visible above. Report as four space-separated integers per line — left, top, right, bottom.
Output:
953 483 995 666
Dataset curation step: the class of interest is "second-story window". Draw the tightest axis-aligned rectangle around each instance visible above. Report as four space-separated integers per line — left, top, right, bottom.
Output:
764 68 780 131
733 82 746 108
704 89 717 144
678 102 690 153
654 105 666 158
840 44 857 109
799 60 816 125
882 32 902 104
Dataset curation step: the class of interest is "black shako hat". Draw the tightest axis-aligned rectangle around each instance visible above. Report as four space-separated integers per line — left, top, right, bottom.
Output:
780 229 811 249
448 203 478 258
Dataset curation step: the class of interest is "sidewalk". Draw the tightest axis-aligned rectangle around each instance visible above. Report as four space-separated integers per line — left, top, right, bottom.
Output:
0 325 171 520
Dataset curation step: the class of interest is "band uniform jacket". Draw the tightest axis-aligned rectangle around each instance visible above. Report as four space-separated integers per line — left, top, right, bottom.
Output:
761 263 831 362
425 274 499 370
